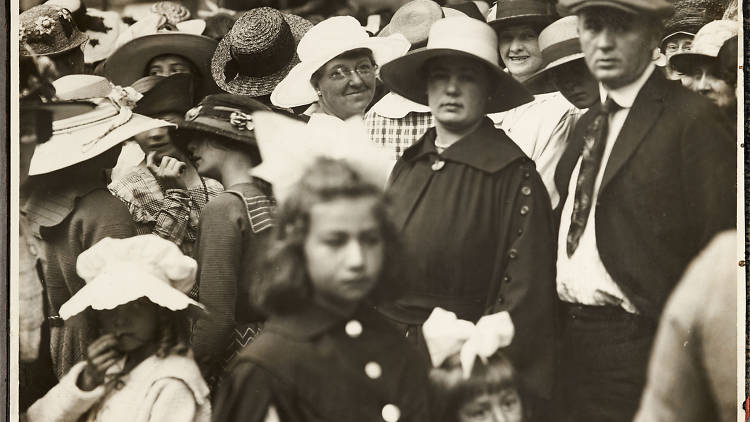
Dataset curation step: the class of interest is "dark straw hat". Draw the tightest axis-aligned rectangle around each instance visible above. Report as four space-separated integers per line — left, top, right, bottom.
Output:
211 7 312 97
662 0 725 43
177 94 271 147
557 0 674 18
20 4 88 56
487 0 558 34
131 73 195 117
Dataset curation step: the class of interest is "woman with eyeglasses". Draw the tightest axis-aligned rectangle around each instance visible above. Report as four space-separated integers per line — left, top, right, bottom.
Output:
270 16 410 123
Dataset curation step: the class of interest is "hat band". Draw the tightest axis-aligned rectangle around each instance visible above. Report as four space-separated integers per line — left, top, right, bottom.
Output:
185 105 257 132
541 38 582 68
224 20 296 81
495 2 554 19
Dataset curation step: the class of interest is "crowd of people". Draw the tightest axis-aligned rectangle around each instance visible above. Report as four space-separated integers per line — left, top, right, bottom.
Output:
17 0 740 421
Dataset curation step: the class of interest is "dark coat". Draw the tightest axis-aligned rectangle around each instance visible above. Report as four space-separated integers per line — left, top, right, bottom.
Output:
379 118 558 401
554 71 736 320
212 303 432 422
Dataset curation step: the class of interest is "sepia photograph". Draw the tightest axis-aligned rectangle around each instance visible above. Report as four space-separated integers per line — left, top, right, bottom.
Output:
10 0 746 420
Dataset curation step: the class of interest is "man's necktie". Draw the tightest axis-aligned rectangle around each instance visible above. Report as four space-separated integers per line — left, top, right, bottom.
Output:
566 97 620 257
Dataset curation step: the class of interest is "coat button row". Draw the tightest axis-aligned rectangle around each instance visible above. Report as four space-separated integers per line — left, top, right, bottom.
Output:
365 361 382 379
431 160 445 171
521 186 531 196
508 249 518 259
520 205 529 216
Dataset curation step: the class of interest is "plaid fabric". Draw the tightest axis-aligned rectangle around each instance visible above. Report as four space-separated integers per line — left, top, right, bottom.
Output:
108 165 223 257
365 110 434 160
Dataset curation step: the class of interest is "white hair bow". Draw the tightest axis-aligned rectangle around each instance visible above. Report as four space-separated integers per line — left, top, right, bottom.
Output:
422 307 514 379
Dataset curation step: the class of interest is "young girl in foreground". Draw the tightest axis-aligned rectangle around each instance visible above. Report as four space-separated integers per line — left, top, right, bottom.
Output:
212 158 431 422
424 308 527 422
27 235 211 422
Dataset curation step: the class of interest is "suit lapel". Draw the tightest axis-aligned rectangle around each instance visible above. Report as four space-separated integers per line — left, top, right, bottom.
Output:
600 72 667 190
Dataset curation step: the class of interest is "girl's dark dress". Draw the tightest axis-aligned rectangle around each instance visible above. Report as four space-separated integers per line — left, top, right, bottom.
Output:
212 303 431 422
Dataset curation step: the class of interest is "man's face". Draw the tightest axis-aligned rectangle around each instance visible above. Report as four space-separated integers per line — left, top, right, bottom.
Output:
426 56 490 132
681 62 735 108
578 8 658 89
551 59 600 109
498 24 544 81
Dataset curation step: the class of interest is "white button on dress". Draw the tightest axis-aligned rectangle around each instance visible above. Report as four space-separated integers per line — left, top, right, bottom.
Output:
345 320 363 338
381 404 401 422
364 361 382 379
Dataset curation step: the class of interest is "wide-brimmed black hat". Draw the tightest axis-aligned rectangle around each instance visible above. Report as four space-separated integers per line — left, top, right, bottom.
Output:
487 0 558 34
20 4 88 57
131 73 195 117
211 7 312 97
176 94 271 148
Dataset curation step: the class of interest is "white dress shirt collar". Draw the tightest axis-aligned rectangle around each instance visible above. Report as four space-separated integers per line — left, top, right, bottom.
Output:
598 63 656 108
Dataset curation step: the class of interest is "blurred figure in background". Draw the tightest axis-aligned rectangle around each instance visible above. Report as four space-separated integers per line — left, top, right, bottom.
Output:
659 0 725 80
669 20 738 119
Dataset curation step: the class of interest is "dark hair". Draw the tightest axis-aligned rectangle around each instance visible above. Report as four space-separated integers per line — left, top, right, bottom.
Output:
252 157 404 315
310 48 376 88
174 129 262 166
430 352 527 422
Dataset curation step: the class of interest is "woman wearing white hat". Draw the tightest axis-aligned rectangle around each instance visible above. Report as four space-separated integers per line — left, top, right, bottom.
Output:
378 16 557 420
21 75 172 380
270 16 410 124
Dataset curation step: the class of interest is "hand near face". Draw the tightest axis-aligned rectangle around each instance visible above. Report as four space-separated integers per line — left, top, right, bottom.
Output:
146 151 188 190
77 334 123 391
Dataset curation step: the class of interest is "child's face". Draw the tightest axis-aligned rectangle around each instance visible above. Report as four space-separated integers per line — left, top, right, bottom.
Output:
458 390 523 422
304 197 384 309
98 299 159 353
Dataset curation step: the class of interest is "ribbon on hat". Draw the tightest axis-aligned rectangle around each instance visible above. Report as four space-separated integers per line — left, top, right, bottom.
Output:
251 112 396 202
422 307 515 379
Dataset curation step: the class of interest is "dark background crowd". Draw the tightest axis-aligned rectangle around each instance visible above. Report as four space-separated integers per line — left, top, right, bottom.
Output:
16 0 742 421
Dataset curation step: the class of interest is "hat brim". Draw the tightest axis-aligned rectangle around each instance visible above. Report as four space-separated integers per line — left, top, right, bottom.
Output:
103 33 221 100
211 13 312 97
487 15 556 34
29 112 173 175
20 31 89 57
58 273 205 320
524 52 585 87
669 51 717 73
271 36 411 108
380 47 534 114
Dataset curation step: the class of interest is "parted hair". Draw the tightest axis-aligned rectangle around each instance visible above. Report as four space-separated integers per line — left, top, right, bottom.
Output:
429 352 528 422
252 157 405 315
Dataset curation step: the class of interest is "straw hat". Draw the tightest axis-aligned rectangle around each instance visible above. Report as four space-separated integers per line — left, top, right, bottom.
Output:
150 1 192 25
486 0 557 34
103 32 220 100
557 0 674 18
132 73 195 117
669 19 738 73
58 235 204 319
662 0 725 43
211 8 313 97
270 16 411 108
177 94 270 147
28 75 173 175
380 16 533 114
525 16 583 81
378 0 444 47
19 4 88 57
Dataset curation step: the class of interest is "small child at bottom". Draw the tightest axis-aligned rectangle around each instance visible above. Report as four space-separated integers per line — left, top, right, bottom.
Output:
27 235 211 422
424 307 527 422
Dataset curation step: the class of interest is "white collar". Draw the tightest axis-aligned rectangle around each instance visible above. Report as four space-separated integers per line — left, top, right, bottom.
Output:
370 92 431 118
598 63 655 108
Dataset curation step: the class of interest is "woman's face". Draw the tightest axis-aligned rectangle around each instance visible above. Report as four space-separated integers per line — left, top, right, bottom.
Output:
458 390 524 422
98 299 159 353
498 24 543 81
426 56 490 132
314 53 377 120
147 54 195 78
186 137 226 180
681 62 735 108
304 196 384 309
133 112 184 161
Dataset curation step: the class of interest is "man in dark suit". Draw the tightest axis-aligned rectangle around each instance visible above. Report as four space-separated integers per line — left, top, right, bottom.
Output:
553 0 736 421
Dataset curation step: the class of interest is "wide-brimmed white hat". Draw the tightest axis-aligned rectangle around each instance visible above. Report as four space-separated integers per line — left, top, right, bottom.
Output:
669 19 738 73
28 75 173 176
59 235 204 319
270 16 411 108
380 16 532 114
